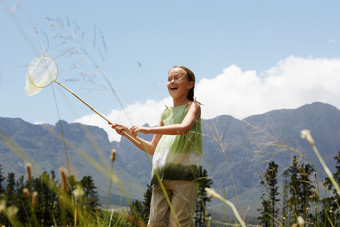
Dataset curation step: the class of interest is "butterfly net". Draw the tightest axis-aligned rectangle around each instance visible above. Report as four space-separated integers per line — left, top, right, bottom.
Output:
25 56 58 96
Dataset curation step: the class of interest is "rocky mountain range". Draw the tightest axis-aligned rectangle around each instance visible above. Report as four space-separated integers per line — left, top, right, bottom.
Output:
1 102 340 216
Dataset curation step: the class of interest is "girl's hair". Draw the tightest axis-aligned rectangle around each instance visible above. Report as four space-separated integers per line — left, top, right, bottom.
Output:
170 66 196 101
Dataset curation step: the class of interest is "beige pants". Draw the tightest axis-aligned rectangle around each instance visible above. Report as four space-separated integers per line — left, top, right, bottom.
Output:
147 180 198 227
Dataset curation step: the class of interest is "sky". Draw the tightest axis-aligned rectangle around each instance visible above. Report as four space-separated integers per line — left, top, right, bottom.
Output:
1 0 340 142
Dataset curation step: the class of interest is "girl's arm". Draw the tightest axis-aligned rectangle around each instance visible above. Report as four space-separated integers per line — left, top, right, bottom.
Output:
111 118 163 155
131 101 201 136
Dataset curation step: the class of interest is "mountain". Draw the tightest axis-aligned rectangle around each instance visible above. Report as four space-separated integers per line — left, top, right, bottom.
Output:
1 102 340 216
0 118 146 203
210 102 340 216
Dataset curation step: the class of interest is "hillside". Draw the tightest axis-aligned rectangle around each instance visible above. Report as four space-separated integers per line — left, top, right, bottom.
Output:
1 102 340 216
0 118 146 203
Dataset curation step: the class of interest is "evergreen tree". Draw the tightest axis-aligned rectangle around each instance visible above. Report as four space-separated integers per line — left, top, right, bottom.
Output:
258 198 272 227
142 184 152 223
288 156 301 222
0 165 7 224
258 161 279 226
2 172 17 226
332 151 340 189
16 175 29 224
0 164 5 195
5 172 16 207
80 175 99 214
195 168 213 226
299 163 315 222
32 171 58 225
267 161 279 223
129 200 145 226
321 151 340 225
128 185 152 226
281 170 289 226
286 156 317 224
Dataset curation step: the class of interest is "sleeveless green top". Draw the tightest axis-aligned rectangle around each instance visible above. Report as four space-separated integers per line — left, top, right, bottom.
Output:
150 102 203 185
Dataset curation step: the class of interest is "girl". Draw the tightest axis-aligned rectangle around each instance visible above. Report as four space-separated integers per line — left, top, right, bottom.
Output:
111 66 202 227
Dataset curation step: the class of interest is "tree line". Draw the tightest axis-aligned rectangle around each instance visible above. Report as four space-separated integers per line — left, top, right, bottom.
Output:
0 165 101 226
0 165 213 226
258 152 340 226
3 151 339 226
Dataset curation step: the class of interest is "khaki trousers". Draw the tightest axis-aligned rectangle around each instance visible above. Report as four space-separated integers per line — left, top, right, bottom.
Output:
147 180 198 227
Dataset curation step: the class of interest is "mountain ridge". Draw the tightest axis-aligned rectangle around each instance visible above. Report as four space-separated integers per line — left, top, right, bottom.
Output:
1 101 339 215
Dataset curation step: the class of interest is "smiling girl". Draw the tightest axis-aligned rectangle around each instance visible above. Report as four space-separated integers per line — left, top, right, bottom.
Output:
111 66 202 226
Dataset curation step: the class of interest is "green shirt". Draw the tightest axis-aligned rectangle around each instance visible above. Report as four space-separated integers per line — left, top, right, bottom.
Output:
150 102 202 185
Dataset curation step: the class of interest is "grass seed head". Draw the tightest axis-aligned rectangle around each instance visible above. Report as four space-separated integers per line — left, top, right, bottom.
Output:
205 187 223 200
23 188 30 199
32 191 38 207
111 149 116 162
297 216 305 226
26 163 33 181
300 129 315 146
73 184 85 199
8 205 19 217
59 167 68 193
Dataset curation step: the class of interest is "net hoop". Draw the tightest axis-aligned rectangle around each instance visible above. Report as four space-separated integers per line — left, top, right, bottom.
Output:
27 55 58 88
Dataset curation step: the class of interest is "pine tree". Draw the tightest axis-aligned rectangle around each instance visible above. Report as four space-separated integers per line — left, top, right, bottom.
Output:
258 161 279 226
281 170 290 226
0 164 5 195
258 198 272 227
80 175 99 214
129 200 145 226
267 161 280 224
321 151 340 225
299 163 315 222
0 166 7 224
288 155 301 222
16 175 29 223
5 172 16 206
32 171 58 225
195 168 213 226
1 172 17 226
128 184 152 226
142 184 152 223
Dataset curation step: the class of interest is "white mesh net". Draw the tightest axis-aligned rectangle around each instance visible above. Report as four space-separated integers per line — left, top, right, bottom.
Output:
25 73 42 96
25 56 58 96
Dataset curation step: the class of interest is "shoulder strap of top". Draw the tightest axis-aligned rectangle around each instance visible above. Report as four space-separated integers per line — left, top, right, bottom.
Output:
185 101 192 109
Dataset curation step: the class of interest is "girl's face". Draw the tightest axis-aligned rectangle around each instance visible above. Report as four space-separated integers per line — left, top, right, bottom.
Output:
167 67 194 100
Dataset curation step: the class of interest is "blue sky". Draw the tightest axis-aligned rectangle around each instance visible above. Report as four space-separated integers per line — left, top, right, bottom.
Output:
1 1 340 141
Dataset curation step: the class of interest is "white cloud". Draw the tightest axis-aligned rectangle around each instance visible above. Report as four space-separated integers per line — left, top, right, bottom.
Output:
197 56 340 119
75 98 172 142
76 56 340 142
34 121 45 125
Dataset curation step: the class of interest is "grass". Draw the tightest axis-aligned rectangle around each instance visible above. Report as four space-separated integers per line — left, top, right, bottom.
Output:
1 6 339 225
2 114 340 226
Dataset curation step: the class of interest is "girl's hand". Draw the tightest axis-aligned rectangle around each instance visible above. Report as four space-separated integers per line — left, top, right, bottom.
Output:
130 126 149 136
110 123 129 136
